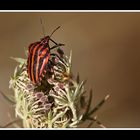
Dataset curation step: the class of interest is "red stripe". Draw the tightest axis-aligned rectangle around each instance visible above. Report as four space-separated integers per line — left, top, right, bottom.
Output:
39 48 50 76
27 43 38 80
31 43 41 83
35 45 44 82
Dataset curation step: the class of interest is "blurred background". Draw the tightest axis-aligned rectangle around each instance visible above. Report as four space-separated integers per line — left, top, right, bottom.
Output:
0 12 140 128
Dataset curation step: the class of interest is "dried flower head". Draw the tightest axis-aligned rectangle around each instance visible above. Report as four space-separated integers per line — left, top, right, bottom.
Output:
8 42 109 128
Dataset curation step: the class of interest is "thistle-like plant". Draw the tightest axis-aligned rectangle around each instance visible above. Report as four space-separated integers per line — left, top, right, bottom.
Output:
1 45 109 128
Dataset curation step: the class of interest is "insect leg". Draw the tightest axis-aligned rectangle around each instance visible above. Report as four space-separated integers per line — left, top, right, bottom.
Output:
50 53 68 67
49 38 58 45
50 43 65 50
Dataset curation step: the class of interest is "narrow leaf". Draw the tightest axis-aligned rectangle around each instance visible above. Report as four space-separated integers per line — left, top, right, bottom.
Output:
87 94 110 117
69 50 72 67
10 57 26 64
2 119 21 128
24 47 28 57
76 73 80 84
50 94 68 105
73 80 86 100
82 89 93 121
0 90 15 104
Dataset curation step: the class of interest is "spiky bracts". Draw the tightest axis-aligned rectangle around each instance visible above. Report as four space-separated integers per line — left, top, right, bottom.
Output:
9 49 109 128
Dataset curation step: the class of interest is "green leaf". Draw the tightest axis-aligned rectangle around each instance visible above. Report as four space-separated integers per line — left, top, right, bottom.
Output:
62 119 70 128
13 63 26 78
52 108 68 123
69 50 72 66
80 92 86 108
82 89 93 121
85 89 93 113
87 94 110 117
10 57 26 64
48 110 53 120
87 117 106 128
87 118 96 128
0 90 15 104
2 119 21 128
76 73 80 84
73 80 86 100
50 94 68 105
24 47 28 57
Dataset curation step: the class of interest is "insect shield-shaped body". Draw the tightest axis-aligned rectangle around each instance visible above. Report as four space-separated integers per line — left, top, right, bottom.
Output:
27 26 64 84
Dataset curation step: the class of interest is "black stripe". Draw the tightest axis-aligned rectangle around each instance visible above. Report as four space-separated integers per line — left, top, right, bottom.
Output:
32 43 43 83
36 45 47 81
38 47 50 80
28 42 39 81
37 43 50 78
33 43 47 83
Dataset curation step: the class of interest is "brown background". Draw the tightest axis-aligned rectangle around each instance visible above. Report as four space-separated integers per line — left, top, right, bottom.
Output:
0 12 140 128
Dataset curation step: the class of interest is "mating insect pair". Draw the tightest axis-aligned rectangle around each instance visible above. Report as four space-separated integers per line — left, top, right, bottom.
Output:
27 26 65 84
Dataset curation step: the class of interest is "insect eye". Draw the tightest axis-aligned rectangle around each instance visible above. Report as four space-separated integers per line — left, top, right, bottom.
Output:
43 40 46 43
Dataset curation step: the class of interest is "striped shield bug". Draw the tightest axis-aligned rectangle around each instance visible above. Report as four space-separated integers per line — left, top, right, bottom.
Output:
27 25 65 84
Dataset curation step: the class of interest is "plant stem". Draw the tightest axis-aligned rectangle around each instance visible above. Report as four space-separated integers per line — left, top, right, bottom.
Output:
48 121 53 128
69 102 77 121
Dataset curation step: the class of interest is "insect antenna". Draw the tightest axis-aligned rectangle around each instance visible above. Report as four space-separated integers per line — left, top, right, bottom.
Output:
40 18 46 37
50 26 61 38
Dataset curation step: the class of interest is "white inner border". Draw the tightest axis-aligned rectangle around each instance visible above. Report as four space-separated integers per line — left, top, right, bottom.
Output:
0 10 140 130
0 10 140 12
0 128 140 130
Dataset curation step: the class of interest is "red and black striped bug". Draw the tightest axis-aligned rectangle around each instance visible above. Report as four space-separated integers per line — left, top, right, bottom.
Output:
27 26 65 84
